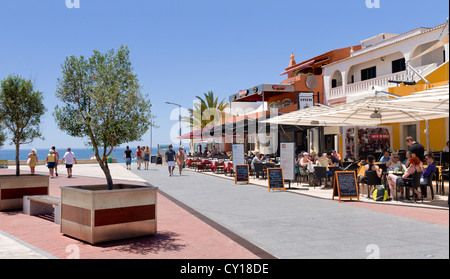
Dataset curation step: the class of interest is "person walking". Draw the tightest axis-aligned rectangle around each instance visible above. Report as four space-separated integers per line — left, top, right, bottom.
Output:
136 146 143 170
124 146 135 170
51 146 60 176
46 149 56 178
61 147 77 178
165 144 176 176
176 147 185 175
144 146 150 170
27 149 38 175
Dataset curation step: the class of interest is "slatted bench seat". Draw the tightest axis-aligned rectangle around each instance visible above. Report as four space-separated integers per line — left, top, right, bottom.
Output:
23 195 61 225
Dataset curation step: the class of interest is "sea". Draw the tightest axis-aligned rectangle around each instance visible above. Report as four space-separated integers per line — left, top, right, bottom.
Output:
0 147 188 163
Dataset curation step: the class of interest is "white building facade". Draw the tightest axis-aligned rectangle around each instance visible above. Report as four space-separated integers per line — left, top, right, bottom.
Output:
323 23 449 104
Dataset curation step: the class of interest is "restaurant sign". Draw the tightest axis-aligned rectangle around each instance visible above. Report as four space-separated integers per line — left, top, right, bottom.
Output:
370 134 390 140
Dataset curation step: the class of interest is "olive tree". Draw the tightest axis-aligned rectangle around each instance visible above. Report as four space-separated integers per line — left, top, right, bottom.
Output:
0 75 46 176
54 45 153 189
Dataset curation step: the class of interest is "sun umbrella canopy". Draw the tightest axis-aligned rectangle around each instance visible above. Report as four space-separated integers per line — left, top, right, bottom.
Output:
264 88 449 127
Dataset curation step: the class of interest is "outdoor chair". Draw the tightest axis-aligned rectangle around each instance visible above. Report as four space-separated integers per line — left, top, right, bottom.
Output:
313 166 327 188
420 171 435 200
398 171 423 203
365 170 382 199
253 163 265 179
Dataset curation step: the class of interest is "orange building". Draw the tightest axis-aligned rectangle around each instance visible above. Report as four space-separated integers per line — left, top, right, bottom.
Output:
277 46 362 112
225 46 362 155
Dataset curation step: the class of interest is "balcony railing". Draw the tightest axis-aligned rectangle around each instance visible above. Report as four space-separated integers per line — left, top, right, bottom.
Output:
328 71 408 100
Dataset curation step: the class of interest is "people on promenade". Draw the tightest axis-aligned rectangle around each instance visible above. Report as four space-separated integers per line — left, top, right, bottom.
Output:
124 146 135 170
61 148 77 178
27 149 38 175
165 144 176 176
177 147 185 175
51 146 60 176
136 146 143 170
46 149 56 178
144 146 150 170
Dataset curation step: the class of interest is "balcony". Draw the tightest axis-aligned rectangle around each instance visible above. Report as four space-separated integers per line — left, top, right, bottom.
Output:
328 71 408 101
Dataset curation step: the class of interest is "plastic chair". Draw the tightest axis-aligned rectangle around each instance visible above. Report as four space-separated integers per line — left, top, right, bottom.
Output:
366 170 382 199
420 171 435 200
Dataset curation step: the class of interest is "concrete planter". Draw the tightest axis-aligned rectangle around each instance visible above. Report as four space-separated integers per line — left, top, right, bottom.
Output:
60 184 157 245
0 174 49 211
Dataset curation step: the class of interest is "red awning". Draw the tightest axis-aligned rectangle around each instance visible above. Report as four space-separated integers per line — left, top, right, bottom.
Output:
280 60 315 76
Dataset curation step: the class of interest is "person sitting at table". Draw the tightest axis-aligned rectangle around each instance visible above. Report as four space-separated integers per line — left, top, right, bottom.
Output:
331 150 341 161
403 151 412 168
420 153 436 194
360 155 383 197
298 152 312 167
316 153 333 179
443 141 449 152
386 152 402 170
327 152 340 166
251 152 262 178
379 151 391 164
387 156 424 200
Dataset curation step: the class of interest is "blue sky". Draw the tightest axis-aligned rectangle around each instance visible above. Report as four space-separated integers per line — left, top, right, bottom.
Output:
0 0 448 150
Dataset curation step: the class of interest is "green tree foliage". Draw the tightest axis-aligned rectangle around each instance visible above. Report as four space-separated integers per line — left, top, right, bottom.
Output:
0 75 46 176
54 45 153 189
183 91 228 129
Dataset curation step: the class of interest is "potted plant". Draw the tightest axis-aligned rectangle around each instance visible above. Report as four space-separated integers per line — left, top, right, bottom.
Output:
0 75 48 211
54 45 157 244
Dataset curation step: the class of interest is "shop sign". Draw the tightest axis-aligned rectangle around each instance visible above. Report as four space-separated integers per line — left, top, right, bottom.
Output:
238 89 249 97
370 134 390 140
297 92 314 110
272 85 287 90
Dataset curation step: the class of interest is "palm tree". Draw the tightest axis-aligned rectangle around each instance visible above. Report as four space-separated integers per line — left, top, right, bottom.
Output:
183 91 229 130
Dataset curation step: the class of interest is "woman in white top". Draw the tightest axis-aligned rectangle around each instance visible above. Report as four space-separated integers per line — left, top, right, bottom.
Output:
386 152 403 170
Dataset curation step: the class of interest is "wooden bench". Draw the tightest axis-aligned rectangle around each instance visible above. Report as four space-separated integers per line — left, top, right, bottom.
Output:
23 195 61 225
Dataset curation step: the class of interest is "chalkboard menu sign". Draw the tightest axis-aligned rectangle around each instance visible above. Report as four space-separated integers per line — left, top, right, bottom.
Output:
332 171 359 202
156 156 163 165
235 165 249 184
267 168 285 192
151 156 157 164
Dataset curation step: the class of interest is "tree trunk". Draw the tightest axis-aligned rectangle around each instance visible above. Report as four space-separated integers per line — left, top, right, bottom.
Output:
99 159 114 190
15 142 20 176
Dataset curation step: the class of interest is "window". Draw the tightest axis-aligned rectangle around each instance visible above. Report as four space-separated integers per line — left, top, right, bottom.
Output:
361 66 377 81
331 79 337 88
392 58 406 73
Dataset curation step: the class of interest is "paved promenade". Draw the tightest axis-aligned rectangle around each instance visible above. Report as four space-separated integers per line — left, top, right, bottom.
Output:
131 164 449 259
1 163 448 259
0 166 259 259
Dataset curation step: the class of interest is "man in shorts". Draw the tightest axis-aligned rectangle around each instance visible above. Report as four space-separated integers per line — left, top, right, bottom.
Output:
124 146 135 170
61 147 77 178
165 144 177 176
51 146 60 176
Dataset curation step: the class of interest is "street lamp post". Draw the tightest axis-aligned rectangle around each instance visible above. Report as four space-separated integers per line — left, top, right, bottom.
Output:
165 101 182 147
